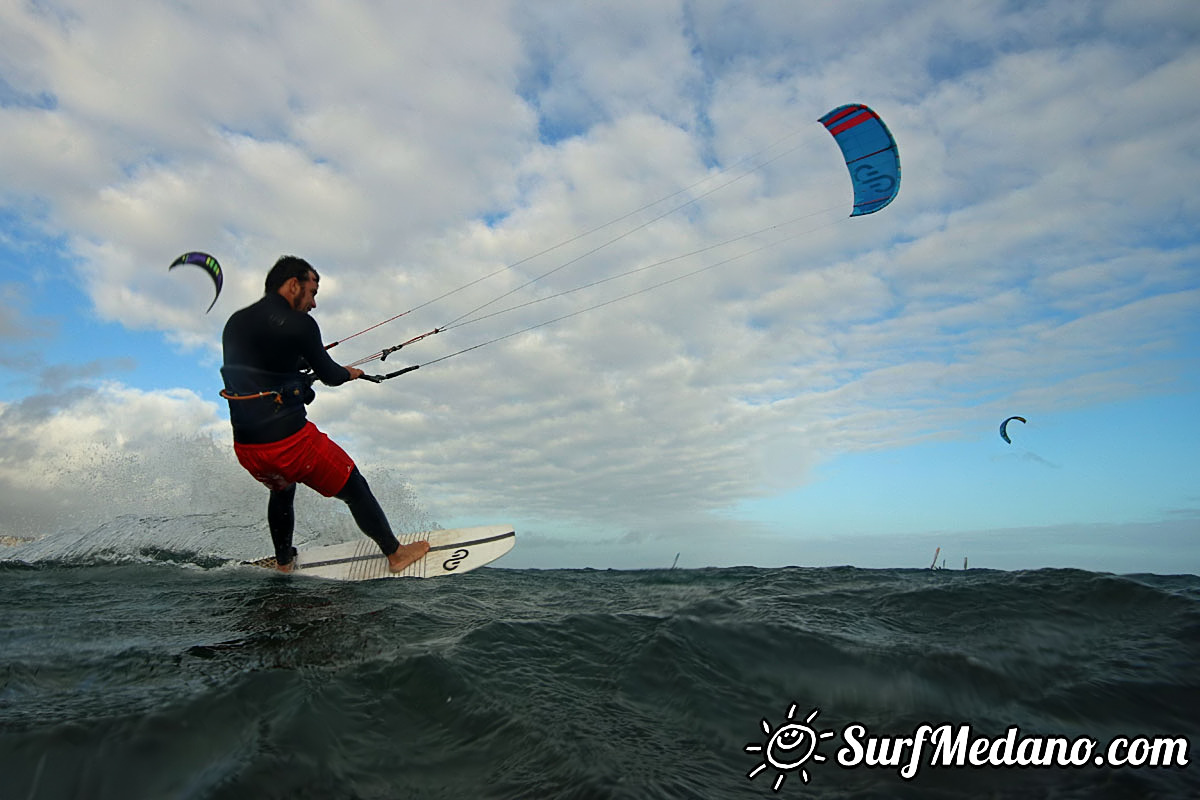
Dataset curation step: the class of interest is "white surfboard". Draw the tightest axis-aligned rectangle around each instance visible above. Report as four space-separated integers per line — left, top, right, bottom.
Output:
249 525 515 580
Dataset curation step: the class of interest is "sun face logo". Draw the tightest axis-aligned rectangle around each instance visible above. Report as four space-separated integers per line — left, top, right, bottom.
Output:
745 705 836 792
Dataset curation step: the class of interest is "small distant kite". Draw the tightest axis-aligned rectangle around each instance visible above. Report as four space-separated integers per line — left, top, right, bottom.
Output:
169 251 223 313
1000 415 1027 444
818 103 901 216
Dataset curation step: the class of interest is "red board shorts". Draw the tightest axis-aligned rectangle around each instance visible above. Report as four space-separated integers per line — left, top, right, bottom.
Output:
233 422 356 497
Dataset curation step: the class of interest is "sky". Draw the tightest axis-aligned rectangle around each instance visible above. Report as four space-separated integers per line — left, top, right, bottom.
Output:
1 0 1198 574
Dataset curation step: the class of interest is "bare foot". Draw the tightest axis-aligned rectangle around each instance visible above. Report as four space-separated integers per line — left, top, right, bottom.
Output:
275 547 298 574
387 540 430 573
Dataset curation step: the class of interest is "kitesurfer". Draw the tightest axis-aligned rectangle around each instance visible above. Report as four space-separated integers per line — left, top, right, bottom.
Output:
221 256 429 573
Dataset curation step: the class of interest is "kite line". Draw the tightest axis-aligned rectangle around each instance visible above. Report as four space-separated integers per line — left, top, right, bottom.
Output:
340 103 901 382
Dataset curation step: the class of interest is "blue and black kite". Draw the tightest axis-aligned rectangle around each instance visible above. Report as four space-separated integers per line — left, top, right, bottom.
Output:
1000 415 1026 444
819 104 901 217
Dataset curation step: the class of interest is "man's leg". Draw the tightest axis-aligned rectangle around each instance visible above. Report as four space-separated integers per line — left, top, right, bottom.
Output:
268 483 298 572
335 467 429 572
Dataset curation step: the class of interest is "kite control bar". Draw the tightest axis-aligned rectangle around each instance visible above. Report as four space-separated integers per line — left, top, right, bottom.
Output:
360 365 420 383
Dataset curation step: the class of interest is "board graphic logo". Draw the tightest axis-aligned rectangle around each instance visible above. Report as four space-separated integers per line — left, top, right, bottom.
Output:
442 548 470 571
853 163 896 194
745 704 836 792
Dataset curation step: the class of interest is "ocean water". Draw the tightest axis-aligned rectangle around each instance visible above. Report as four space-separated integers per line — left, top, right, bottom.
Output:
1 521 1197 800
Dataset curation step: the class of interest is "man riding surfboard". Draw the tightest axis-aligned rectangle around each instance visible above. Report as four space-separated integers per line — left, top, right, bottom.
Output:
221 255 428 573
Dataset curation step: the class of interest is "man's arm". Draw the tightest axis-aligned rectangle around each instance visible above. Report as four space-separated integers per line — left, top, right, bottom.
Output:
297 315 356 385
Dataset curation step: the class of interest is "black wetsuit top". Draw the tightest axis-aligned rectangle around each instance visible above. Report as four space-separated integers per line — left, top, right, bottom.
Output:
221 293 351 444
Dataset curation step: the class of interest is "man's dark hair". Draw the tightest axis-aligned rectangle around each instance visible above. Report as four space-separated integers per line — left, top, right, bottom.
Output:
265 255 319 293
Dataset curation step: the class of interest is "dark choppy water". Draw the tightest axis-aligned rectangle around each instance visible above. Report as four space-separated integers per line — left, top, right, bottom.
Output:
2 533 1197 799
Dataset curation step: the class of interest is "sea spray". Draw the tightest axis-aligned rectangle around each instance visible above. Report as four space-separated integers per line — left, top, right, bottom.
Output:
0 432 436 565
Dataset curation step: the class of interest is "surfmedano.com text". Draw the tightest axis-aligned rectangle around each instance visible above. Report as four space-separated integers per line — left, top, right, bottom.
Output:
838 723 1190 780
